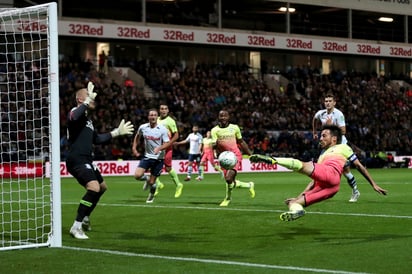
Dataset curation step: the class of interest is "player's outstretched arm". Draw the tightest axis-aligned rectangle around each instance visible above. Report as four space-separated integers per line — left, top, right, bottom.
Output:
353 159 388 196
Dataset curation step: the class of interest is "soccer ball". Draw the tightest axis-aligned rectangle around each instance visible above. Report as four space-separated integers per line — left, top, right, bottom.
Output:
289 203 303 211
218 151 238 169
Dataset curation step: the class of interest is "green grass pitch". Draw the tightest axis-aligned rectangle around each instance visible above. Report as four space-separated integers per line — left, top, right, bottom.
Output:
1 168 412 274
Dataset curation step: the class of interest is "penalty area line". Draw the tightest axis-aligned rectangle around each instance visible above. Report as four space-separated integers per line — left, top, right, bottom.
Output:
63 246 369 274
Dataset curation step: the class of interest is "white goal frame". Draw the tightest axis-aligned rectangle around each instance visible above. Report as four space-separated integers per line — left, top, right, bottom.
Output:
0 2 61 250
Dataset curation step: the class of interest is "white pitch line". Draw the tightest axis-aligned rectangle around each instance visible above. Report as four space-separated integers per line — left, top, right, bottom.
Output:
62 202 412 219
62 246 370 274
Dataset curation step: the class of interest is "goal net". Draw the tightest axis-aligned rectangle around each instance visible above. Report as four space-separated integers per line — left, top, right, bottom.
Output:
0 3 61 250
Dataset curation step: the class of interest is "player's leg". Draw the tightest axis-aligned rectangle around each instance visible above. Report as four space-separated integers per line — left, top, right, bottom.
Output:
163 149 183 197
134 163 149 190
67 168 96 239
219 169 236 206
146 159 164 203
185 157 194 181
250 154 305 172
195 155 203 180
344 166 360 202
232 157 255 198
82 178 107 232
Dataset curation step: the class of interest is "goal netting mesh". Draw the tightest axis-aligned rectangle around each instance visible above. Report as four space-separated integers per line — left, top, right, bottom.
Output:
0 3 61 250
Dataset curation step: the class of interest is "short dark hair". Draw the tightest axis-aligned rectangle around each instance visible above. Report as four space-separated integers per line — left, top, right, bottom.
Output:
322 125 342 144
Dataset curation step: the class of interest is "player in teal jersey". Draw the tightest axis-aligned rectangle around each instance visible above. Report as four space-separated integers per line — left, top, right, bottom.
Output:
250 125 387 221
211 110 255 206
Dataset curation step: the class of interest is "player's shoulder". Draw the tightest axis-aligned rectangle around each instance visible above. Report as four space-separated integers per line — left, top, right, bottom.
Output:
211 125 220 131
337 143 353 153
229 123 241 130
314 109 326 116
157 123 168 130
228 123 238 127
333 108 344 115
138 122 150 130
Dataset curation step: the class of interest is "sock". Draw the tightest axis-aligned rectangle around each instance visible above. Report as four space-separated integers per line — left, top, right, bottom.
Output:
75 190 99 222
187 165 193 177
234 179 251 188
199 164 204 177
197 164 202 177
276 157 303 171
139 174 149 181
214 164 224 178
72 220 83 229
88 190 104 217
225 183 234 200
149 183 157 194
168 168 181 185
344 172 358 191
156 177 162 185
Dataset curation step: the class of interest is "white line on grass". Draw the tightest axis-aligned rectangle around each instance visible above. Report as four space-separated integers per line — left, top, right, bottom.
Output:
63 246 370 274
62 202 412 219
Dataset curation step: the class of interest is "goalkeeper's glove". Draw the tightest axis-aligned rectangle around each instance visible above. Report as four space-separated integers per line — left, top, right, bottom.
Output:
84 81 97 106
111 119 134 137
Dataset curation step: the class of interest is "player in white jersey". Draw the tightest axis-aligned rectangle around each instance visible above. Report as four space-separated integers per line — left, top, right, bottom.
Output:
132 109 171 203
312 93 360 202
174 125 203 181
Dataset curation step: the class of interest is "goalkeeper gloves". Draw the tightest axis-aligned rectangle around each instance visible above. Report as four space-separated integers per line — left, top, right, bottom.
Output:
84 81 97 106
111 119 134 137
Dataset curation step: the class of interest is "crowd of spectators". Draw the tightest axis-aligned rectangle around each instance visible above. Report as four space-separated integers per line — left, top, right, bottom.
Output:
59 58 412 167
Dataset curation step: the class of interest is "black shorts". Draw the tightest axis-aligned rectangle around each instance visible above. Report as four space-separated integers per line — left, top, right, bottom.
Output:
67 162 104 187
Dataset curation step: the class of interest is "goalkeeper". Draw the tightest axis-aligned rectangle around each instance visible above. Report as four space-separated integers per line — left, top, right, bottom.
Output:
66 82 134 239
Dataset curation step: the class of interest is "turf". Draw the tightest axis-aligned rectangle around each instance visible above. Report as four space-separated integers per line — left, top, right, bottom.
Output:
1 168 411 274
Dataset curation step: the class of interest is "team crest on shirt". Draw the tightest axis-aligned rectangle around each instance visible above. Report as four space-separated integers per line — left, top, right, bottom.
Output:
86 120 94 131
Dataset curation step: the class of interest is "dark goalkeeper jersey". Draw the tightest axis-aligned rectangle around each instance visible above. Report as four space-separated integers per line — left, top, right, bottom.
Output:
66 104 112 166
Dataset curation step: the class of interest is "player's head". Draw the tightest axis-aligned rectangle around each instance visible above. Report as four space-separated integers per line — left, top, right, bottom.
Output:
218 110 230 128
148 108 159 125
192 125 199 133
76 88 95 109
320 125 342 148
323 93 336 110
206 130 211 137
159 104 169 119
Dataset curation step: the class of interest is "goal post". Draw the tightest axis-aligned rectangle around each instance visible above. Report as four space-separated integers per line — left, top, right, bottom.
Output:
0 2 61 250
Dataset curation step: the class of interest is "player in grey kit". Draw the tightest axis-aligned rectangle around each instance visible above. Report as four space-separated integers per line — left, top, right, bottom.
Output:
312 93 360 202
66 82 134 239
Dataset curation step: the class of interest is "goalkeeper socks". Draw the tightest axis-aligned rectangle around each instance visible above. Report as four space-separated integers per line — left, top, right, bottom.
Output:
344 172 358 191
168 168 181 185
275 158 303 171
76 190 99 222
88 190 104 216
